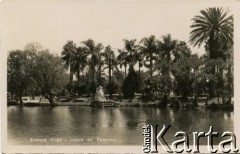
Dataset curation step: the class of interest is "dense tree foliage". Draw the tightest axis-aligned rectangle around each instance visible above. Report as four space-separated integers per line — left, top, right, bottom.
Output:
139 35 158 79
32 50 68 105
7 7 234 107
190 7 233 59
8 44 68 106
8 50 29 105
190 7 233 103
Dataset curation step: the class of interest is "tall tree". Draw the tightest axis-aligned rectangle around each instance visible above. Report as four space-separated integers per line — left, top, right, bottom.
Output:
120 39 139 97
24 42 43 99
117 49 128 77
158 34 177 75
135 49 144 92
24 42 43 54
33 50 68 106
81 39 103 84
122 66 138 98
190 7 233 98
154 34 177 107
159 34 177 64
189 7 233 59
171 41 191 63
123 39 138 70
139 35 158 79
103 45 116 84
62 41 77 85
74 47 88 85
97 51 105 84
7 50 28 105
171 53 200 99
135 49 143 78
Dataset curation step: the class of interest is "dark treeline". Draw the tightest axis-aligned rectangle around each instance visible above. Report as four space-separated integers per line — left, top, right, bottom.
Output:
7 7 233 107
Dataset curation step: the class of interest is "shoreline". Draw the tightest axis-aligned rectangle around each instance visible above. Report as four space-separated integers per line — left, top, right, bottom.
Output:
7 96 234 111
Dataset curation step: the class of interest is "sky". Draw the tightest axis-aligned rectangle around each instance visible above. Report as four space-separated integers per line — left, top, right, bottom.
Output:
0 0 235 57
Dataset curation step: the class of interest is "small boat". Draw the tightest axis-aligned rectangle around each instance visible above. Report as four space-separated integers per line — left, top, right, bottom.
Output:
90 100 120 107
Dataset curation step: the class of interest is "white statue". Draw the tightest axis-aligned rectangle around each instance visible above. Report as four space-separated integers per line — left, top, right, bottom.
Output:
95 86 107 102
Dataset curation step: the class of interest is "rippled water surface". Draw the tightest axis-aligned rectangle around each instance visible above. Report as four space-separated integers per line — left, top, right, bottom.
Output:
8 106 233 145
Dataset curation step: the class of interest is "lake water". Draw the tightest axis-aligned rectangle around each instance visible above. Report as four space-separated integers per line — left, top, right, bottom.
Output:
8 106 233 145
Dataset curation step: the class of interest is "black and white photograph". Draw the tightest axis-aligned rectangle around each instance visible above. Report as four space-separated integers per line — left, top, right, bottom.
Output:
1 0 240 153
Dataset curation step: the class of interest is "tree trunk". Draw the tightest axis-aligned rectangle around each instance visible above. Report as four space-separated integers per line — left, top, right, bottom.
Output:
159 94 168 108
149 54 153 79
138 63 141 78
48 92 55 106
69 67 73 85
209 34 220 60
228 96 232 104
138 64 142 93
222 96 225 104
227 59 233 105
124 63 127 77
109 61 112 84
205 96 208 105
216 93 220 104
92 65 95 84
77 68 80 85
208 33 219 94
19 93 23 106
98 65 101 84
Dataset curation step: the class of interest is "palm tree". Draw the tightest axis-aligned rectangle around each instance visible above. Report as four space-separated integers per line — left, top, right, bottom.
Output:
159 34 177 63
189 7 233 59
153 34 178 106
135 49 143 78
62 41 77 85
103 45 116 84
139 35 158 79
123 39 138 70
157 34 177 76
97 51 105 84
190 8 233 98
135 49 144 92
81 39 103 84
74 46 88 85
117 49 128 77
171 41 191 63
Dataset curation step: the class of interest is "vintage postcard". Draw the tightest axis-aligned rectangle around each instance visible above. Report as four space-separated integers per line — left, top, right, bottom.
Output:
1 0 240 153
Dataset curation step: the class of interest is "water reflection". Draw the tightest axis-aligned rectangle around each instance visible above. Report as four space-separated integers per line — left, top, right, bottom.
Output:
8 106 233 145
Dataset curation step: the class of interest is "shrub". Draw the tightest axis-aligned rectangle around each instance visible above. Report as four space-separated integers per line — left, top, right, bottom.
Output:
78 83 88 95
106 82 118 96
122 66 138 98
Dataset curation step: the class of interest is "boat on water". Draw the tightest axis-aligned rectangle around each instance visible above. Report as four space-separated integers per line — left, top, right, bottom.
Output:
90 100 120 107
